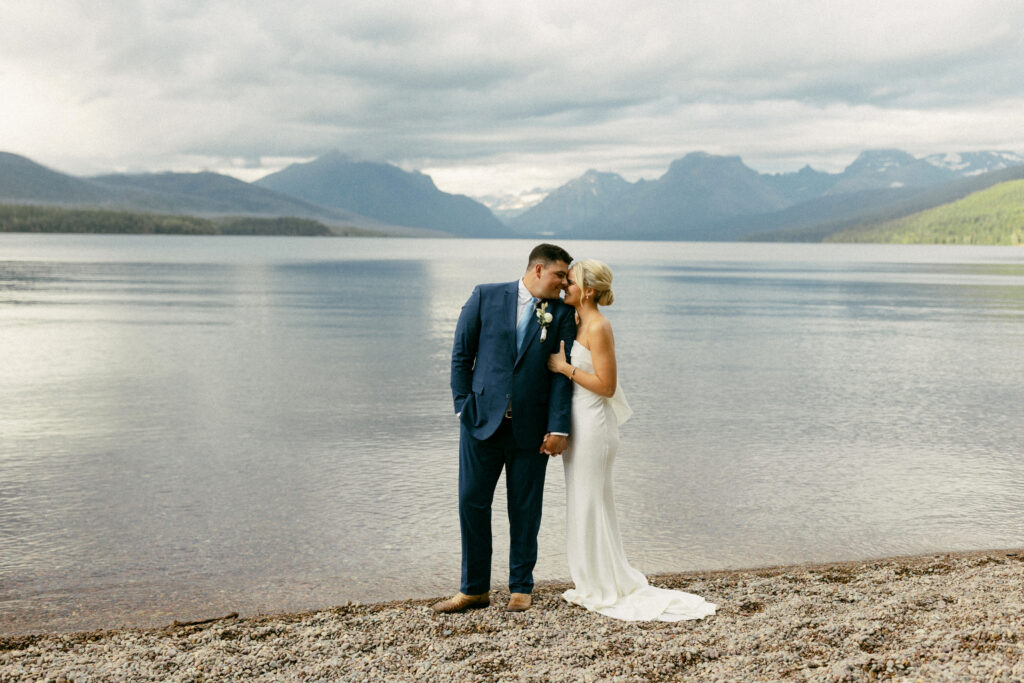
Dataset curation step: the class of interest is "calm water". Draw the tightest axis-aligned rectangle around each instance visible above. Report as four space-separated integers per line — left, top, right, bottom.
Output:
2 234 1023 633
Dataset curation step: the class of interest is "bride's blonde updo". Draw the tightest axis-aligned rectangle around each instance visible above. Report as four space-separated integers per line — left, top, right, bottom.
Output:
572 259 615 306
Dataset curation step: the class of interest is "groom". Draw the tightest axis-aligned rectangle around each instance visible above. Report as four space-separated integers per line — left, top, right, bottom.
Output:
433 244 576 613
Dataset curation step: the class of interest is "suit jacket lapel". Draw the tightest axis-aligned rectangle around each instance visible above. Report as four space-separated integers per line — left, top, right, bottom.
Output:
504 282 519 364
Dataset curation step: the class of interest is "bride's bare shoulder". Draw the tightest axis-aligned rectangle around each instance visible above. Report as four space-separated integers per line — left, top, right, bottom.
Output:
586 315 614 344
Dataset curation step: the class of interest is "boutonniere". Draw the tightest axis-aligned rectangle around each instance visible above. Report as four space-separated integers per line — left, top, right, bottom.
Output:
535 301 554 341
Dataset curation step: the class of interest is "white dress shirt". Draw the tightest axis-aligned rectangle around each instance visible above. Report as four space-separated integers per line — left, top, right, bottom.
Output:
517 279 536 324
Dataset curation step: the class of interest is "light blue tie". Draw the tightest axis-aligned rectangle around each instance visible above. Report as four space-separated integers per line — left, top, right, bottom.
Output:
516 297 537 351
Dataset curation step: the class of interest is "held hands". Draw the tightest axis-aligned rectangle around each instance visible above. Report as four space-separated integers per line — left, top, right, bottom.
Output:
547 340 571 376
541 433 568 457
542 340 571 457
543 341 572 457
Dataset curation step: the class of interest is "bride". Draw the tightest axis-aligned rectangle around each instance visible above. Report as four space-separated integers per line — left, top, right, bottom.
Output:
547 260 717 622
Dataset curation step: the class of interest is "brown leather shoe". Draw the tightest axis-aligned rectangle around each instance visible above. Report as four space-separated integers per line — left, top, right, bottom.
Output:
506 593 532 612
430 592 490 613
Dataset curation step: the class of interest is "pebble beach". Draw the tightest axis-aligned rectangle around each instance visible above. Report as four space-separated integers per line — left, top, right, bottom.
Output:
2 548 1022 682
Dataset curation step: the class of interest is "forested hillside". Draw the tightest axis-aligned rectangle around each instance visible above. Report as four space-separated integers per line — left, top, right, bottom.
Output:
826 180 1024 245
0 204 374 236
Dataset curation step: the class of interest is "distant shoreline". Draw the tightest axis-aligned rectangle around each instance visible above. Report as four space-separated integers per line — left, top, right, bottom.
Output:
3 548 1022 680
0 203 391 237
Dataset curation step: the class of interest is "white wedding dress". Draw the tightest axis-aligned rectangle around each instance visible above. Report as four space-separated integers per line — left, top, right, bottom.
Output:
562 343 717 621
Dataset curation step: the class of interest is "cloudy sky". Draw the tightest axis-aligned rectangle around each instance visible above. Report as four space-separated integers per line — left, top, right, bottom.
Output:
3 0 1023 204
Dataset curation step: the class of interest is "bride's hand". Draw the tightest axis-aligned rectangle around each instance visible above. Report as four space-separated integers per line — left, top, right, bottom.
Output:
547 340 569 374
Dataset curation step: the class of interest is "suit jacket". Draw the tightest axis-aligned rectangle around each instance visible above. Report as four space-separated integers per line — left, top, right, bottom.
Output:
451 281 576 448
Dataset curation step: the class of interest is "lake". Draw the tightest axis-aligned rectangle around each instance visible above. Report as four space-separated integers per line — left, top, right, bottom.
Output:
2 234 1023 634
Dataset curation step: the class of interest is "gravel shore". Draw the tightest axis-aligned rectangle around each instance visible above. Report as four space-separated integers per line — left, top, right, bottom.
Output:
2 548 1022 682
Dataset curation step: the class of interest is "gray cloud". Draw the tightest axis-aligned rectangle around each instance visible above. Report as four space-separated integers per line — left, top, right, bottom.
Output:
2 0 1023 196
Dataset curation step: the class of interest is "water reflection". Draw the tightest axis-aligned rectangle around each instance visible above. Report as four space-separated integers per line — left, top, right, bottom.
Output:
1 236 1023 634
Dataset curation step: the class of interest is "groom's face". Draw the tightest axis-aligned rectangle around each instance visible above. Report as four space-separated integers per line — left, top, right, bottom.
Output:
536 260 570 299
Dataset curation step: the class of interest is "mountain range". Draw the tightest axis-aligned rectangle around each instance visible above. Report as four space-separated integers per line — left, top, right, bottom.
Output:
2 148 1023 241
254 151 507 238
0 151 501 237
509 149 1024 240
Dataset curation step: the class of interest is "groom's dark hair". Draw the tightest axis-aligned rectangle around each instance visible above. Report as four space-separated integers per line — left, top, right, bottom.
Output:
528 243 572 267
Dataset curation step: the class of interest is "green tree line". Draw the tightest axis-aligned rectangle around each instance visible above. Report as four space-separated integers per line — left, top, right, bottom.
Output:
827 180 1024 245
0 204 356 236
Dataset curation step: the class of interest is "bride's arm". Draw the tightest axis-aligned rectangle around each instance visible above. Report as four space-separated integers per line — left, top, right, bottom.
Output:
550 319 617 397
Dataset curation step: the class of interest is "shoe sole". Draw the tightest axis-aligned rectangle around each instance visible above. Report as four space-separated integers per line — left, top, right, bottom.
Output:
431 600 490 613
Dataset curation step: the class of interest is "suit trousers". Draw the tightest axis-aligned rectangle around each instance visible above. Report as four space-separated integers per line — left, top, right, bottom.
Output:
458 418 549 595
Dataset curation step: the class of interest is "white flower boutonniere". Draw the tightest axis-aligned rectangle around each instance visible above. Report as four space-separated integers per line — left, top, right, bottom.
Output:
535 301 554 341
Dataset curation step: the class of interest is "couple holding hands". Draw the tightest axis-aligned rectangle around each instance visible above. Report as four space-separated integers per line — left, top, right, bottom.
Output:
433 243 716 622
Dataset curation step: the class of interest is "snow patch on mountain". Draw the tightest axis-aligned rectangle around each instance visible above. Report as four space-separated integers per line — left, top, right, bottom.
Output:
924 151 1024 176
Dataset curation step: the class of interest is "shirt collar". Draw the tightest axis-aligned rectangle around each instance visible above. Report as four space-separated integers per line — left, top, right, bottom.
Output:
518 278 535 305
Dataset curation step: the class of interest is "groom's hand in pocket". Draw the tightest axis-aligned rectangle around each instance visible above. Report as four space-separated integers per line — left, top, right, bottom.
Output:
541 433 567 457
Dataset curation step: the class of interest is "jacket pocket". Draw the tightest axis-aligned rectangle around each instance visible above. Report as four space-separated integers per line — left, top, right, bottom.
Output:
459 394 482 427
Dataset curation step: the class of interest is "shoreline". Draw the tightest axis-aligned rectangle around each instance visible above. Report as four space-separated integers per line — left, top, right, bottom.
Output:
2 548 1022 681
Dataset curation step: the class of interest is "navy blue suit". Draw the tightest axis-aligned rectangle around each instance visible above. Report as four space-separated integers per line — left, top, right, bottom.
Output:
451 280 575 594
